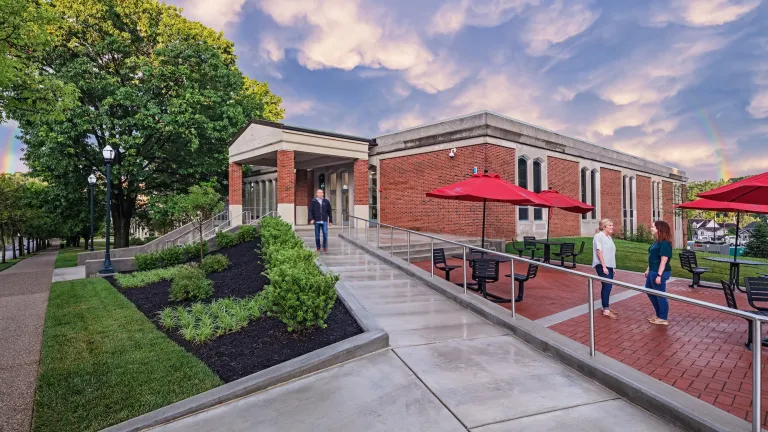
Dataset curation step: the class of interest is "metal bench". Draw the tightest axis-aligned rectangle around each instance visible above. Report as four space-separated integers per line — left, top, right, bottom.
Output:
505 263 539 303
472 258 507 303
511 236 539 259
679 250 711 288
553 242 580 269
734 278 768 350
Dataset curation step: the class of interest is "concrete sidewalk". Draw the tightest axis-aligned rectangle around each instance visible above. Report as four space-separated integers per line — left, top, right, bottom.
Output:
0 244 59 432
152 237 677 432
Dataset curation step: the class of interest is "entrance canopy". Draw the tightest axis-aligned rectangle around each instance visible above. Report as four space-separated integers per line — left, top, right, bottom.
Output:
229 120 372 168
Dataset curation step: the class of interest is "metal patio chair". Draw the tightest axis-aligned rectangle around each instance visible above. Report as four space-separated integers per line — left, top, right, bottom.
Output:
505 263 539 303
680 250 710 288
553 242 577 268
433 248 459 281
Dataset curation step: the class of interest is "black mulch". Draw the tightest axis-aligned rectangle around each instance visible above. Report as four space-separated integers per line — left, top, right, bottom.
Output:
105 238 363 382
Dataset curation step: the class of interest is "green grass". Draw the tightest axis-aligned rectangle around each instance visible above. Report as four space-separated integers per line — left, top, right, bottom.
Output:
506 237 768 284
0 256 24 272
33 278 223 432
54 246 105 269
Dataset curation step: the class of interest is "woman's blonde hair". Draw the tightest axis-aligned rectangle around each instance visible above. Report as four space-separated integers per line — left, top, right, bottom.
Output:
598 218 613 232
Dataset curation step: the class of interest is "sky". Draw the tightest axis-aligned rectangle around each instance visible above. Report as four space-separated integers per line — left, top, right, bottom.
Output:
1 0 767 181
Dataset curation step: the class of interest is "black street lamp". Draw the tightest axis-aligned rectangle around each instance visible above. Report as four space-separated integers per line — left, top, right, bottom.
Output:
98 145 115 275
88 173 96 252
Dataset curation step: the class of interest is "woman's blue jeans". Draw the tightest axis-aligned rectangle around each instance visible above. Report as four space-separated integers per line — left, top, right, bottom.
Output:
646 270 672 320
594 265 614 309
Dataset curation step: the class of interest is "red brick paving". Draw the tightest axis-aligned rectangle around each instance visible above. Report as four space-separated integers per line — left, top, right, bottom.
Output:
414 258 768 427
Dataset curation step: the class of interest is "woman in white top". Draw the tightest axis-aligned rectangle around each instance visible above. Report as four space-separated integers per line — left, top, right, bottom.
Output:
593 218 618 319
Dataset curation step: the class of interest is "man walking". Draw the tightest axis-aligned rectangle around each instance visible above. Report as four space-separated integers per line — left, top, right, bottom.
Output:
309 188 332 252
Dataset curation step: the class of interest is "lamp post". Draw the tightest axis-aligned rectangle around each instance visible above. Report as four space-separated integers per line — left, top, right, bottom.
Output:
88 174 96 252
98 145 115 275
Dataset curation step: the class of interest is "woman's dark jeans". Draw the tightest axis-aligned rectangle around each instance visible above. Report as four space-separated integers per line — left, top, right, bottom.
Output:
646 271 672 320
594 265 614 309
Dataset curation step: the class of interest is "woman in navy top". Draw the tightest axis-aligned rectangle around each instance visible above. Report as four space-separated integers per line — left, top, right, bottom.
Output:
645 221 673 326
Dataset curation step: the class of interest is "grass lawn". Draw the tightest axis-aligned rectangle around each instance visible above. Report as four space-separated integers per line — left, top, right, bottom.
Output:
506 237 768 284
54 246 108 269
0 257 24 272
34 278 223 432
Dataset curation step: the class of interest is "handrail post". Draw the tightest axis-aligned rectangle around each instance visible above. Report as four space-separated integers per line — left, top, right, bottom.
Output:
390 227 394 256
463 246 467 294
407 231 411 263
588 278 595 357
753 318 762 432
430 238 435 278
510 257 515 318
377 224 380 249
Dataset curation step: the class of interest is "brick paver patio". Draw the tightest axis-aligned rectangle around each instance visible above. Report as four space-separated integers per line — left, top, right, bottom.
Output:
414 257 768 427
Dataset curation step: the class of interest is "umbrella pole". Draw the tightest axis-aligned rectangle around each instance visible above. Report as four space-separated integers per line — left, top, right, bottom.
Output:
481 199 486 249
547 208 551 241
734 212 741 261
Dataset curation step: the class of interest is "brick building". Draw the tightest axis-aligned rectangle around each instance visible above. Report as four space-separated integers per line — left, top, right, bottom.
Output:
228 111 688 248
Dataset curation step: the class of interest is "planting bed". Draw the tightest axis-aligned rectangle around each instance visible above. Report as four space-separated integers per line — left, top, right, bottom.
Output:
106 238 363 382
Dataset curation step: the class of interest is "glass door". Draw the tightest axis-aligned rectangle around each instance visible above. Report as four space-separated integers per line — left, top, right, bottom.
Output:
341 170 350 225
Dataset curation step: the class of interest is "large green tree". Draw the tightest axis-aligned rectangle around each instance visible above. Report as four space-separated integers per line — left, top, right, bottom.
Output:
8 0 283 248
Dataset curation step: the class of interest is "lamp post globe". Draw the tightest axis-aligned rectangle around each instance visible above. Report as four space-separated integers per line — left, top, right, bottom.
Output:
99 146 115 275
88 174 96 252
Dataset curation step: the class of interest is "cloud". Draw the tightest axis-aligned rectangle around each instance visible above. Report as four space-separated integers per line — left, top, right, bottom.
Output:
378 109 426 133
747 89 768 118
281 98 316 118
429 0 539 35
258 0 464 93
650 0 761 27
172 0 246 32
522 0 600 56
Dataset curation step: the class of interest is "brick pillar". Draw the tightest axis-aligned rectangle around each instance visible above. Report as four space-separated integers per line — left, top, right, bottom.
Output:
228 163 243 226
600 168 622 237
295 169 309 225
663 180 674 245
276 150 295 225
353 159 369 222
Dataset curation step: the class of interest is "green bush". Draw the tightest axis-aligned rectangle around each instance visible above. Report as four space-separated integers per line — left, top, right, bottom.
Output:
129 237 146 246
158 247 186 267
159 294 267 343
169 265 213 302
115 266 182 289
200 254 230 274
746 223 768 259
144 235 158 243
135 251 161 271
182 241 207 261
236 225 258 243
215 231 238 249
264 264 339 332
263 246 316 271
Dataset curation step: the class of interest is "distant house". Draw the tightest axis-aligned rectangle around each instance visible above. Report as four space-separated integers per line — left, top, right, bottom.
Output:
691 219 725 242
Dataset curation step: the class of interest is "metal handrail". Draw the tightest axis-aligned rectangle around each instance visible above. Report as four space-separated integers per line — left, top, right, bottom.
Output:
164 209 229 248
203 210 252 239
248 210 277 225
345 215 764 432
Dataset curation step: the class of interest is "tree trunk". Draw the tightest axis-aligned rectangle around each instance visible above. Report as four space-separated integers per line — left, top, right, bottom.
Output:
82 235 90 250
18 235 23 257
111 197 135 249
11 235 16 259
1 226 5 264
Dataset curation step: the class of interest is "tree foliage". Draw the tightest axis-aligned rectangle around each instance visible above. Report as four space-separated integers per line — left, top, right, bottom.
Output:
6 0 284 248
746 223 768 259
175 184 223 261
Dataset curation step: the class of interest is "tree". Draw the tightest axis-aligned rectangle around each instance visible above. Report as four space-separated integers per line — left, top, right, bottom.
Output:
0 174 23 262
175 184 223 261
746 223 768 259
7 0 283 248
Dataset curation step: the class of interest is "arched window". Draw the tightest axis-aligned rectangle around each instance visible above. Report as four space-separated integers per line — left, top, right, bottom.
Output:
518 157 528 221
581 168 588 220
533 160 543 220
590 169 597 219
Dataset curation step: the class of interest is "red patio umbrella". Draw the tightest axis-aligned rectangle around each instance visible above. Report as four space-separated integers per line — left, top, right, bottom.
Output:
536 189 595 240
698 171 768 205
426 172 550 248
676 198 768 261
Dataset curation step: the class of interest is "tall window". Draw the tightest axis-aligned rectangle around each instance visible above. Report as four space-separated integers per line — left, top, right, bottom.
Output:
581 168 588 220
629 177 635 235
622 175 628 233
652 181 657 220
518 157 528 221
533 160 542 220
318 173 326 192
590 169 597 219
369 165 378 220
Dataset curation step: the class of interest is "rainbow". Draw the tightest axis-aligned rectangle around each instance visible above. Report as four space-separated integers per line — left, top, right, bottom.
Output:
696 107 731 181
0 123 21 173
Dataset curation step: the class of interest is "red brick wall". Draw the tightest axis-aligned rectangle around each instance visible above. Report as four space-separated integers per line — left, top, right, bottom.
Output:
307 170 315 204
295 169 308 207
228 163 242 205
380 144 516 239
600 168 622 236
276 150 294 204
663 180 674 241
547 157 580 237
636 175 651 230
681 183 688 241
353 159 368 205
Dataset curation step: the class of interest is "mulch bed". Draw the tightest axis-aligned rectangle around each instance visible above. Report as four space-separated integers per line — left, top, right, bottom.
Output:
105 238 363 382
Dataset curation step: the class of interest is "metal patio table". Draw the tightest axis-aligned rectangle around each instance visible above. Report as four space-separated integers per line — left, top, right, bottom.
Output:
530 239 563 264
451 252 511 291
705 256 768 292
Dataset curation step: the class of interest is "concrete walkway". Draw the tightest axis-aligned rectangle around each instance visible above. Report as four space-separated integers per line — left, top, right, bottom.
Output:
152 236 677 432
0 244 58 432
51 265 86 282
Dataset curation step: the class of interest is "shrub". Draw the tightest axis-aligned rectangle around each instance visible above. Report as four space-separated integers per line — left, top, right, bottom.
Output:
129 237 146 246
144 235 158 243
263 246 316 271
264 264 339 332
169 265 213 302
215 231 238 249
115 266 181 289
182 241 207 261
236 225 258 243
158 246 186 267
135 251 161 271
160 294 267 343
200 254 230 274
746 223 768 259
